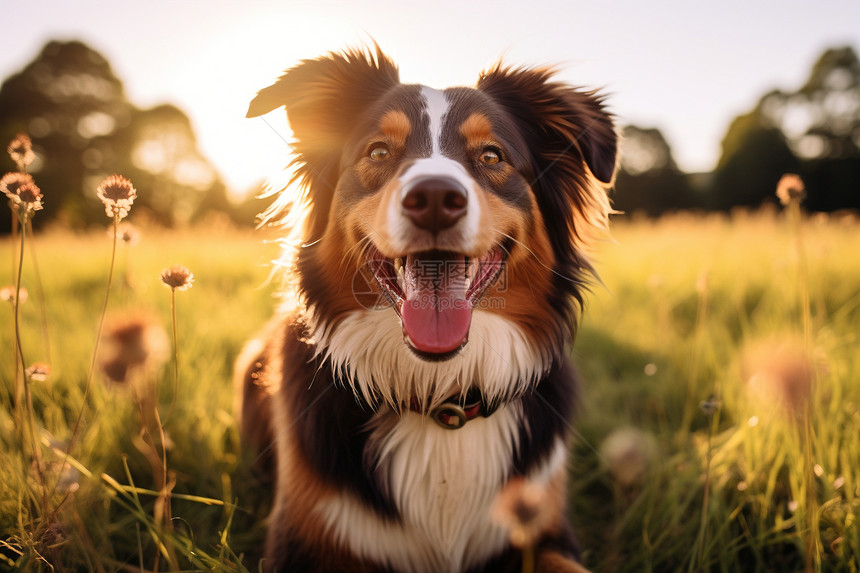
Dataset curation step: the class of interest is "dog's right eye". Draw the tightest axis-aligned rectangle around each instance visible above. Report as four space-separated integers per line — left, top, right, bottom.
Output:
369 144 390 162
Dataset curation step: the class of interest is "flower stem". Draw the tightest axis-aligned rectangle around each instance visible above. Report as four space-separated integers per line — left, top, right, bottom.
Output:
13 215 27 396
521 545 534 573
786 198 819 572
68 215 120 452
153 403 178 570
788 201 812 346
14 213 45 489
802 403 820 573
169 288 179 420
693 414 716 571
10 204 18 287
27 220 52 364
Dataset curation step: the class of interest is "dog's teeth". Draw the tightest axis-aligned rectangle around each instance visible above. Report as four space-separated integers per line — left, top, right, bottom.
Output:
464 276 471 290
467 259 478 281
396 265 406 290
394 257 403 272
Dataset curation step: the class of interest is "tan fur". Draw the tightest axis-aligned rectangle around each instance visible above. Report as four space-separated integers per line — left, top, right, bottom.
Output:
379 110 412 147
258 319 381 571
352 181 397 253
530 459 594 572
486 199 560 347
234 318 285 462
459 112 495 141
311 221 369 319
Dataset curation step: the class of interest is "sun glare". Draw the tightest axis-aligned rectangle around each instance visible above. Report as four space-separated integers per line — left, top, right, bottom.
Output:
161 8 376 201
164 5 532 202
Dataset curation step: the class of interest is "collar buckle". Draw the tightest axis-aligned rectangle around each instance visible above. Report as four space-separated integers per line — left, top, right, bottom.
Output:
429 398 483 430
430 403 468 429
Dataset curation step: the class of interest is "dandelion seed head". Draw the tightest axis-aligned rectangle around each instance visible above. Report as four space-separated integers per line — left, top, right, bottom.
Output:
96 174 136 220
696 269 709 295
160 264 193 291
0 285 28 305
17 182 43 210
59 466 80 494
99 314 168 386
45 460 80 494
161 430 175 451
39 520 67 548
1 172 33 195
491 477 552 549
776 173 806 206
116 222 140 245
7 133 35 169
600 426 657 488
743 337 815 419
1 172 43 213
699 397 720 418
26 362 51 382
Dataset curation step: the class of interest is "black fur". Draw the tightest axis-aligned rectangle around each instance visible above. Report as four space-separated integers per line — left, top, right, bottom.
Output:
241 46 616 573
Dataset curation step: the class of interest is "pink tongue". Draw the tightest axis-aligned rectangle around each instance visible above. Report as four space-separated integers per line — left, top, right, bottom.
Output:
400 255 472 355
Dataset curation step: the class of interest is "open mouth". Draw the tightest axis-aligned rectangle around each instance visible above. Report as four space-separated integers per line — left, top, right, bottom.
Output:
368 245 507 359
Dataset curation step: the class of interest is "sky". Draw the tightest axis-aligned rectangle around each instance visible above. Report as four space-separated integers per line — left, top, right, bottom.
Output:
4 0 860 198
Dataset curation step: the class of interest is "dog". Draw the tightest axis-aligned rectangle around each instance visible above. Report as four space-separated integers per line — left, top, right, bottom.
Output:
237 46 616 573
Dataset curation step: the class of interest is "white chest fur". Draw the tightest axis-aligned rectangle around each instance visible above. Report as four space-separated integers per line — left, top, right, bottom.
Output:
311 307 562 571
311 309 551 413
317 405 566 573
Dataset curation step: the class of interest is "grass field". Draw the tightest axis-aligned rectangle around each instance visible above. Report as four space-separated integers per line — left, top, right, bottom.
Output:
1 210 859 572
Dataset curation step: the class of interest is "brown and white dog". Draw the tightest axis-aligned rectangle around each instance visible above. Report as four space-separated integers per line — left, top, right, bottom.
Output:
237 47 616 573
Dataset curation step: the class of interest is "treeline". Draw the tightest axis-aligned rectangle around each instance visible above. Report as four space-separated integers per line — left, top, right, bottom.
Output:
0 41 265 233
2 41 858 231
614 46 860 216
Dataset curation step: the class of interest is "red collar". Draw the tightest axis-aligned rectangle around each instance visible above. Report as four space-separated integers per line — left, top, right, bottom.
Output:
408 394 489 430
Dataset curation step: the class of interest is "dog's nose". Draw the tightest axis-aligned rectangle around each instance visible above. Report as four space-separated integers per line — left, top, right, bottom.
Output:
401 177 468 233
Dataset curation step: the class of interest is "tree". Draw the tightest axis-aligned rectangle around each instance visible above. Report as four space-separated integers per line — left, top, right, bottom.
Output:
760 46 860 161
0 41 133 230
711 112 800 210
758 46 860 211
613 125 695 216
0 40 229 231
124 104 227 225
711 45 860 211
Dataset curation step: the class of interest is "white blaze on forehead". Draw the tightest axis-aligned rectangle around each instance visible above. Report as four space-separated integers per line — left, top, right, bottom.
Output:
399 156 472 189
420 86 449 156
382 89 481 253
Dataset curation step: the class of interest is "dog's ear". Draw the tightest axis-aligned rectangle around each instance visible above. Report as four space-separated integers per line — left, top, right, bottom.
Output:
477 64 616 296
248 46 399 240
247 46 399 144
477 64 617 185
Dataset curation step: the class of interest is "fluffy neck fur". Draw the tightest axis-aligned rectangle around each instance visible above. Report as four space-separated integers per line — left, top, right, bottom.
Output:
307 307 553 412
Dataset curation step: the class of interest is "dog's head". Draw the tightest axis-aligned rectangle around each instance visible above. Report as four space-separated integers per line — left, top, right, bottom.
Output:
249 47 615 368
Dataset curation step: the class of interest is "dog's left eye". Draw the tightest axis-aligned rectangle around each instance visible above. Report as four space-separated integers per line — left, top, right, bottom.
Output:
369 144 391 162
479 147 501 165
